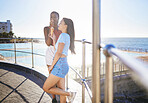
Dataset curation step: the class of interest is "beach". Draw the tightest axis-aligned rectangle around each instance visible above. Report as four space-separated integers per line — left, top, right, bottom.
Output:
122 50 148 63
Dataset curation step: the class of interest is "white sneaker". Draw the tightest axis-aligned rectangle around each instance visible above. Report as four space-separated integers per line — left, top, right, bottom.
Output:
67 92 77 102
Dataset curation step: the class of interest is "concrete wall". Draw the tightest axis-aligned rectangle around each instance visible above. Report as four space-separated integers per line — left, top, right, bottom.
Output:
100 75 148 102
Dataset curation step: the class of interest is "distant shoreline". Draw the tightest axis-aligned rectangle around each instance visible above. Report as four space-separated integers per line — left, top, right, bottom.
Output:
122 50 148 54
0 39 40 44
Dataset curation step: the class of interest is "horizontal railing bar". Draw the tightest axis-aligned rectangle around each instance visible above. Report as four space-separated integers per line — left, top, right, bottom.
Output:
83 81 93 98
101 44 148 90
69 66 92 99
0 38 44 40
75 40 92 44
69 66 82 79
0 49 45 56
110 48 148 90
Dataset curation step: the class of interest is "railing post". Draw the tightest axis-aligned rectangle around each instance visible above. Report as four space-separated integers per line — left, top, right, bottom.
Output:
66 74 68 90
82 39 86 103
92 0 101 102
105 56 113 103
87 67 89 77
103 63 105 78
119 64 121 75
31 39 34 68
14 38 17 64
75 69 77 79
115 63 116 72
103 44 115 103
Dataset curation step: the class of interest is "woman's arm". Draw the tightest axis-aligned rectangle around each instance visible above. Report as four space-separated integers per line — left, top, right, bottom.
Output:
49 43 65 71
44 27 52 46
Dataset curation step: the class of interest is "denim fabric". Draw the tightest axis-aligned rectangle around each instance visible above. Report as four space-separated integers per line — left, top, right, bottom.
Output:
51 57 69 78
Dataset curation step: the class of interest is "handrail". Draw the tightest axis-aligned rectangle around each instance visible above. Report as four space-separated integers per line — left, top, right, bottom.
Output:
70 66 92 99
75 39 92 44
0 49 45 56
0 38 44 40
101 44 148 103
109 45 148 88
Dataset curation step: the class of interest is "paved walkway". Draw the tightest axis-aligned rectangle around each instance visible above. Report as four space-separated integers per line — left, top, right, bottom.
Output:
0 67 51 103
0 61 91 103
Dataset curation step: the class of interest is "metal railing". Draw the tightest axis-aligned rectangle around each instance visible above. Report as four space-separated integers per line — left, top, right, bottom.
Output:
0 38 92 103
92 0 148 102
1 38 148 103
101 44 148 103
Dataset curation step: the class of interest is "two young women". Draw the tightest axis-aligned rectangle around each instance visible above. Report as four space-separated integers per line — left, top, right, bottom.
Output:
43 17 76 103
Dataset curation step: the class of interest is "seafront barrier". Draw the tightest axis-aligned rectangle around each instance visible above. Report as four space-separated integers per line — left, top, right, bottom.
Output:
0 38 148 102
0 46 148 79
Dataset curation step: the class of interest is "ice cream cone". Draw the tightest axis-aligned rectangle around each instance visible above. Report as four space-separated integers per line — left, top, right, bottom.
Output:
50 27 54 37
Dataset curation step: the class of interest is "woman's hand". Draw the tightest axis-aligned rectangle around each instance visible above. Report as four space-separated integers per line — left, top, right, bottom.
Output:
48 66 53 74
49 33 56 50
48 32 56 41
48 69 52 74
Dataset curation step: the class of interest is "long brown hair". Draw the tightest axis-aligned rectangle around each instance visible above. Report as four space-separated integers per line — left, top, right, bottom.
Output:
63 18 75 54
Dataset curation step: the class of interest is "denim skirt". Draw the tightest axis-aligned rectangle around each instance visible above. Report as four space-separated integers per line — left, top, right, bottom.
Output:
51 57 69 78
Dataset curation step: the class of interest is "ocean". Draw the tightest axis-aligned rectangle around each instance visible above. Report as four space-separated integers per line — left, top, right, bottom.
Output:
102 38 148 51
0 38 148 69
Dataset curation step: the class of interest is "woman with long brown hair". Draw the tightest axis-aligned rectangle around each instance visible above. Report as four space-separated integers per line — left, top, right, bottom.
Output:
43 18 76 103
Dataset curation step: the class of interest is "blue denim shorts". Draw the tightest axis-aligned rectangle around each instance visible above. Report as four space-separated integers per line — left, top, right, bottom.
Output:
51 57 69 78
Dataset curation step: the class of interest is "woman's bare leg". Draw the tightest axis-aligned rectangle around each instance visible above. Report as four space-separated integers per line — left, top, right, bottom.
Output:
47 65 56 99
57 78 66 103
43 74 70 96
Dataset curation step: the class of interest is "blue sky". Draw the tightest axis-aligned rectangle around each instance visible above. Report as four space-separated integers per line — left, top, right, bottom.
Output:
101 0 148 38
0 0 148 40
